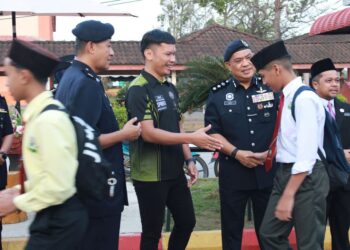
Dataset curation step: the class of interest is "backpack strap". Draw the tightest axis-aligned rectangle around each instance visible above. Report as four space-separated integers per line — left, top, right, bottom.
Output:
41 104 67 114
291 85 314 121
291 85 327 163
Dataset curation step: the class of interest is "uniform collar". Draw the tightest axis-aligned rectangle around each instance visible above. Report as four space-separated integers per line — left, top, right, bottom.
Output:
141 70 168 88
282 77 303 99
231 76 261 92
72 60 101 81
23 91 53 124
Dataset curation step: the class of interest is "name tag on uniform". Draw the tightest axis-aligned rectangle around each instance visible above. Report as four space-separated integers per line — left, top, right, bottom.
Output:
0 108 7 113
155 95 167 111
344 112 350 117
251 92 274 103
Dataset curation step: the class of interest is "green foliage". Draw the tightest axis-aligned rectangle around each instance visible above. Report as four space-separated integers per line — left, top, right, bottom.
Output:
110 99 128 128
336 94 348 103
177 56 230 113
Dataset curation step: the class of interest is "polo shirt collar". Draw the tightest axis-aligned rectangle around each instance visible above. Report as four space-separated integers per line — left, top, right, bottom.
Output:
141 70 167 87
23 91 53 124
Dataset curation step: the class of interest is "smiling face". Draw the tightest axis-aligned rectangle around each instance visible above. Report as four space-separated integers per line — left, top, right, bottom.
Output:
312 70 340 100
225 49 255 83
144 43 176 79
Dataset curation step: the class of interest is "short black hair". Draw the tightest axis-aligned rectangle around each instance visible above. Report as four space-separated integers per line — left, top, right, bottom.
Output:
10 60 47 84
140 29 176 56
75 39 88 54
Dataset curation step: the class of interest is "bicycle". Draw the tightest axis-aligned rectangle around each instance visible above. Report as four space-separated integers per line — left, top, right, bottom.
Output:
123 142 209 178
210 152 220 177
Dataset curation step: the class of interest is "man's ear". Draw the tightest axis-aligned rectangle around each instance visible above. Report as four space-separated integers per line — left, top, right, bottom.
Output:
85 41 96 54
311 81 319 90
144 48 153 61
272 64 281 76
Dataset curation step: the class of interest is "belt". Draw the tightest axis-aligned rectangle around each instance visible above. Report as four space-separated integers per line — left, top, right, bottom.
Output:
276 162 294 167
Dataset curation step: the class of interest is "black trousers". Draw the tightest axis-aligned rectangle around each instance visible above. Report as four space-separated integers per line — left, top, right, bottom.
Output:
78 213 121 250
328 187 350 250
25 195 88 250
219 185 272 250
134 175 196 250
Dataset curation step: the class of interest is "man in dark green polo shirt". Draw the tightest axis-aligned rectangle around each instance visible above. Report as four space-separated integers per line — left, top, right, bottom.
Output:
126 29 222 250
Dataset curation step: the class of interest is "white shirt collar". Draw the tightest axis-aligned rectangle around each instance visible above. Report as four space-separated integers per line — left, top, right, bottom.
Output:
282 77 303 98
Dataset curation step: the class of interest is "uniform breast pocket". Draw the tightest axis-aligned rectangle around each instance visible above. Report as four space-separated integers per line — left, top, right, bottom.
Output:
221 107 243 130
257 110 272 123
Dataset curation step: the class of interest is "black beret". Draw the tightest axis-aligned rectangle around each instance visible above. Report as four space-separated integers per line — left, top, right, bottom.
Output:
224 39 250 62
8 39 59 79
310 58 336 80
72 20 114 42
251 40 291 71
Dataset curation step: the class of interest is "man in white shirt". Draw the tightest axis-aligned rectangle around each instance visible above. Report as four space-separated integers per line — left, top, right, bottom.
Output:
311 58 350 250
251 41 329 250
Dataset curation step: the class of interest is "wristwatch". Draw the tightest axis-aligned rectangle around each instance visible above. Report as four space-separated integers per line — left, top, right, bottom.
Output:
230 148 239 159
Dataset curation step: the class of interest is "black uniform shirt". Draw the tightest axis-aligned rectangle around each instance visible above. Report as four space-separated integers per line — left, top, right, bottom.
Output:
0 96 13 190
55 60 126 217
126 70 184 181
205 76 277 190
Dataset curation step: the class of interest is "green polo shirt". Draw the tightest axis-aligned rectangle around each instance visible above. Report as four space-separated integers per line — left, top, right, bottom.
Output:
126 70 184 181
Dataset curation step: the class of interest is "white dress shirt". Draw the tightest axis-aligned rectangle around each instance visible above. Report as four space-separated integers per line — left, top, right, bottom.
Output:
276 77 325 174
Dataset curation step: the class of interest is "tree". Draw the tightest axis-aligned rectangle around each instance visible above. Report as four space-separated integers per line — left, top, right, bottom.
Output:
177 56 230 113
158 0 213 38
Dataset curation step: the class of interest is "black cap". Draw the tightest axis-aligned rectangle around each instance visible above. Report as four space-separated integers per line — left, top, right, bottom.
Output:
8 39 59 79
310 58 336 80
224 39 250 62
251 40 291 71
72 20 114 42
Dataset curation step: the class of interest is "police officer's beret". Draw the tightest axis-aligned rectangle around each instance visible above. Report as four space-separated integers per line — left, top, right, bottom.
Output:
8 39 59 79
223 39 250 62
72 20 114 42
310 58 336 81
251 40 291 71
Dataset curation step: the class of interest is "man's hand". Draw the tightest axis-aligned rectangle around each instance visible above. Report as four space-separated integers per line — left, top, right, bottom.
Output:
275 193 294 221
186 161 198 187
191 125 223 151
251 151 268 162
122 117 141 141
235 150 264 168
0 188 20 217
344 149 350 164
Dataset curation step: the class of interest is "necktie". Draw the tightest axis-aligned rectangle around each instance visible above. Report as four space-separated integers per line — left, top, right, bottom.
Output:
328 101 336 119
265 93 284 172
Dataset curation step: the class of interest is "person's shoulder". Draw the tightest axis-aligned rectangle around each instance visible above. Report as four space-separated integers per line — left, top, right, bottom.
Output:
210 79 230 94
335 98 350 109
129 74 148 89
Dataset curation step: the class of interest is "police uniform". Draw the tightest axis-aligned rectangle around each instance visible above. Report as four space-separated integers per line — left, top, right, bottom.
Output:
0 96 13 250
205 75 277 249
55 20 127 250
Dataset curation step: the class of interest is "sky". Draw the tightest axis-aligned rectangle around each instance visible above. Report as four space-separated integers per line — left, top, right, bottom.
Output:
54 0 162 41
53 0 345 41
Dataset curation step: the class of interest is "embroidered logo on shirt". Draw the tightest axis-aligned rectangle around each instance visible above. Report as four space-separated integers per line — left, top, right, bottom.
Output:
155 95 167 111
28 136 38 153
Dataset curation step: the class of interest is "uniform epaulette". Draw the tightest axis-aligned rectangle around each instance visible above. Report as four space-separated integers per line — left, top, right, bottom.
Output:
211 79 230 92
82 67 100 82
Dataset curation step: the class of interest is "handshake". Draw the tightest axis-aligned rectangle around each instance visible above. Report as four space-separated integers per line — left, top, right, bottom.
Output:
235 150 269 169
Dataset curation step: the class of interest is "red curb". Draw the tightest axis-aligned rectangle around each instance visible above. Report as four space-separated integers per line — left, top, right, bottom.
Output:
242 228 297 250
119 234 162 250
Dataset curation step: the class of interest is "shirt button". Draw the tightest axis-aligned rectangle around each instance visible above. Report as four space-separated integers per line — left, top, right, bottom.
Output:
247 106 251 110
250 130 254 134
229 109 232 112
246 95 249 99
248 118 252 122
225 156 229 160
251 142 255 147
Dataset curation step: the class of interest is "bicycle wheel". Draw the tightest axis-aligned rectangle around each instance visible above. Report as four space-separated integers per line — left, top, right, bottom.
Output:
214 159 220 177
194 155 209 178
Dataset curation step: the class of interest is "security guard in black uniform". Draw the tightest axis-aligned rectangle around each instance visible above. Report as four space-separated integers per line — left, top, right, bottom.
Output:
0 96 14 250
55 20 141 250
205 39 277 250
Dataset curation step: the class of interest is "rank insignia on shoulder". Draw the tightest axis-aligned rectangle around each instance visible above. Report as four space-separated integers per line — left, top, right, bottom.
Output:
212 81 228 92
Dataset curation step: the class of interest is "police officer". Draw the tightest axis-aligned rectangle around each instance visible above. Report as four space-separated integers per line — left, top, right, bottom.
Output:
205 39 277 250
0 96 13 250
55 20 141 250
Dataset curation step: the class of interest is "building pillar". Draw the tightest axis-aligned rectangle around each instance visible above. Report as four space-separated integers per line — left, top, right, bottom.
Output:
303 72 310 86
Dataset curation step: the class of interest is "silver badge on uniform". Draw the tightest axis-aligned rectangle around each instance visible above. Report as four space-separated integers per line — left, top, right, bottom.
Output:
340 108 345 113
226 93 234 101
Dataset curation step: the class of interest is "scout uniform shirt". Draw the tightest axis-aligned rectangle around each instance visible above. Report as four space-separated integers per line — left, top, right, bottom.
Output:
205 76 277 190
13 91 78 212
126 70 184 182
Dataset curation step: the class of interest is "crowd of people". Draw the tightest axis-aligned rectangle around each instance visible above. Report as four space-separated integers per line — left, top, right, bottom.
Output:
0 19 349 250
